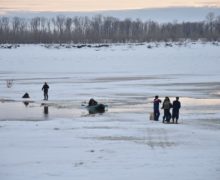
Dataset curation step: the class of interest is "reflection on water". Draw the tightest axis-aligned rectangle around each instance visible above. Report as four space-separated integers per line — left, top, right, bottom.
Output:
23 101 29 107
178 97 220 106
0 101 79 121
0 96 220 121
43 105 49 118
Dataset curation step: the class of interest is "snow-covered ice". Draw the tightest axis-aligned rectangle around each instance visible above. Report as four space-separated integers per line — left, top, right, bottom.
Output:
0 42 220 180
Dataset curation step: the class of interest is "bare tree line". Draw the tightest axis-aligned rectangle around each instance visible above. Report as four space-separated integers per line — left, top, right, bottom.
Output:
0 13 220 43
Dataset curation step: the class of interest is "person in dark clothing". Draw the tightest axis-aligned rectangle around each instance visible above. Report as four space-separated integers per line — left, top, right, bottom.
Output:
42 82 49 100
22 92 30 98
162 97 172 123
172 97 181 124
153 95 161 121
88 98 98 106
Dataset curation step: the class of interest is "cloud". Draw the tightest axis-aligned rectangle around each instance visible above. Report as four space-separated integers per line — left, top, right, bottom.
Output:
0 0 220 13
196 1 220 7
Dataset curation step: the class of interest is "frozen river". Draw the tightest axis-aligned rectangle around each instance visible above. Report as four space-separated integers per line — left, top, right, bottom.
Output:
0 42 220 120
0 42 220 180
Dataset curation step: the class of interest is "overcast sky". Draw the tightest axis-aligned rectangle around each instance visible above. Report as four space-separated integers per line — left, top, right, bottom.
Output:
0 0 220 12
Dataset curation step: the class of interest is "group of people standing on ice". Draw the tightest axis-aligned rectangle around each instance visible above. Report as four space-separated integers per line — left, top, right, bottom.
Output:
153 95 181 124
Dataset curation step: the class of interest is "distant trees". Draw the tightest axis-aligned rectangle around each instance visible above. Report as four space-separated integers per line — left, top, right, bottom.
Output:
0 13 220 43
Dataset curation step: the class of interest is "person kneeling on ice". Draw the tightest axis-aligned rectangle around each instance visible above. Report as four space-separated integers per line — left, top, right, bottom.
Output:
42 82 49 100
87 98 105 114
172 97 181 124
88 98 98 106
22 92 30 98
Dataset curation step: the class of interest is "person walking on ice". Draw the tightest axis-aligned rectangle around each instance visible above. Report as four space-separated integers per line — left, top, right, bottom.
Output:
42 82 49 100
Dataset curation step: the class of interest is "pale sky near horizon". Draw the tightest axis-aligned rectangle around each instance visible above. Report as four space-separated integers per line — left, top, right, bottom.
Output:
0 0 220 12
